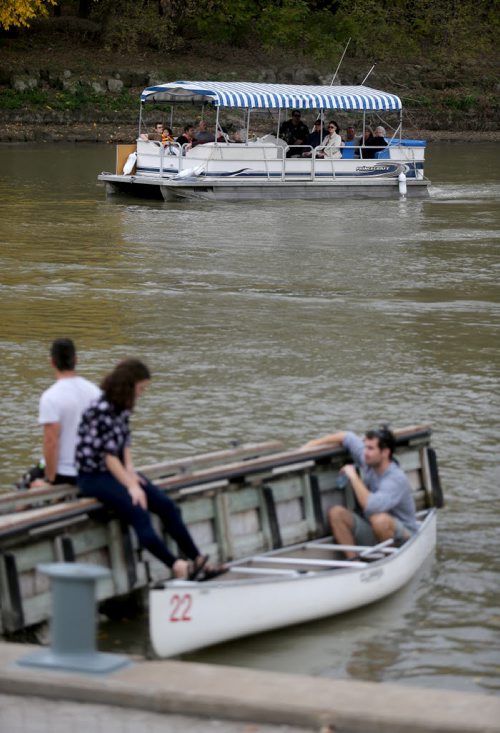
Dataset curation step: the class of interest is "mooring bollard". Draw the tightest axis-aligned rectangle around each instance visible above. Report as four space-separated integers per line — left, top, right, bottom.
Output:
18 562 130 674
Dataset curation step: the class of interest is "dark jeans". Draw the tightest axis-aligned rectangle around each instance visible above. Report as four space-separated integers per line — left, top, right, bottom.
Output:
78 471 200 568
53 474 77 486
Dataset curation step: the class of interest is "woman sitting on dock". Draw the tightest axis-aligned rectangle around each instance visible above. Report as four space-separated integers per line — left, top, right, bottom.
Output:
76 358 217 580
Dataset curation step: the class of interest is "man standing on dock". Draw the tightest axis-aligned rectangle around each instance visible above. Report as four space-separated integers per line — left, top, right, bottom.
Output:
304 427 417 558
37 338 100 486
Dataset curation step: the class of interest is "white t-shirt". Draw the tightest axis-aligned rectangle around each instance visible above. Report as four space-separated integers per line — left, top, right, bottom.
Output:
39 376 101 477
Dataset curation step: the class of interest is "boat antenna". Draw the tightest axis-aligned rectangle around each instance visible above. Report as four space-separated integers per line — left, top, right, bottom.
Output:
361 64 376 86
330 37 351 86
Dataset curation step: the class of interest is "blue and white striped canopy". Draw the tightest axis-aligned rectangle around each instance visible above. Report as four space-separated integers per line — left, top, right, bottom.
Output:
140 80 402 112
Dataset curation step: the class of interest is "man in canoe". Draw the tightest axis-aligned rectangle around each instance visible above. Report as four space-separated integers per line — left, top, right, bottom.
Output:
304 427 417 558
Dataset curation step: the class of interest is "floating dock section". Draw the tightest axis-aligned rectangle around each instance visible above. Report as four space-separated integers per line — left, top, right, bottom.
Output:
0 426 443 635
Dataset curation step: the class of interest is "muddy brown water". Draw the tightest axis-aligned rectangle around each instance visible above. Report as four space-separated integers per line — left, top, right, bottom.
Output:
0 142 498 694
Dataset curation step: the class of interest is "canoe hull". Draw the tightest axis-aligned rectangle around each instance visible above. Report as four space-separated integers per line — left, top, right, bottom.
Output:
149 509 436 657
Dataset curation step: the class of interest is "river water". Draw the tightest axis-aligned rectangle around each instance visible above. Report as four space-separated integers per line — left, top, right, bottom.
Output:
0 142 499 695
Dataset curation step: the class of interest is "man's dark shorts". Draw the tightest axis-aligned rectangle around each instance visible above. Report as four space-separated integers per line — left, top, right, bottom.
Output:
352 513 413 546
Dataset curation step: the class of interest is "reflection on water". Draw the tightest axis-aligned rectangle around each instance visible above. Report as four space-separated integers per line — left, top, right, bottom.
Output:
0 142 499 695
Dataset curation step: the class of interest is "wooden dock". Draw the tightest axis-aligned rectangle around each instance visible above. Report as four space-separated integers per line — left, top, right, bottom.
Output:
0 426 443 635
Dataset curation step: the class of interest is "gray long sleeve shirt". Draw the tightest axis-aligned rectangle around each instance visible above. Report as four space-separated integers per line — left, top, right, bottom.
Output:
343 432 417 532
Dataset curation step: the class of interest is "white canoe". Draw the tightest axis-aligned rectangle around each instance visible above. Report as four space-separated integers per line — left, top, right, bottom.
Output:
150 507 436 657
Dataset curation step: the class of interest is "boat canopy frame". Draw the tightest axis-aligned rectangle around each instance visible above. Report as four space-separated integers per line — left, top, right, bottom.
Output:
138 80 405 146
140 80 402 111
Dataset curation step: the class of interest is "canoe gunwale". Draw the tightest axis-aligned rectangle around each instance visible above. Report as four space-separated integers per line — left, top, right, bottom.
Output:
149 509 437 657
153 507 435 592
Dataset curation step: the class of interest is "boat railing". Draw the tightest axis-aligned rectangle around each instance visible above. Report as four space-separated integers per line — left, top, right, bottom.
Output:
136 137 426 182
316 146 338 178
183 143 286 181
158 142 181 177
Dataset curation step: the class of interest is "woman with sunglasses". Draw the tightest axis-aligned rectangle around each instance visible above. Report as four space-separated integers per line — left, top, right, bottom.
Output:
76 358 222 581
322 120 343 159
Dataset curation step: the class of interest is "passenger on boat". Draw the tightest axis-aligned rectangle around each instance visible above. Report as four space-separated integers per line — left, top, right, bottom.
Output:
303 427 417 559
322 121 343 159
176 124 195 152
75 358 223 581
192 119 215 145
279 110 310 157
36 338 100 487
341 126 357 159
302 119 324 157
161 126 175 144
140 121 165 142
363 126 388 159
356 126 374 158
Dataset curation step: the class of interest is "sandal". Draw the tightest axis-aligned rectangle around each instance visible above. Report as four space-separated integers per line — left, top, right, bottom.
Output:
199 563 227 581
188 554 209 581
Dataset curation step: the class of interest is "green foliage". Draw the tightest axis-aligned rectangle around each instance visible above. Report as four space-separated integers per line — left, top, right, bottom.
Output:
257 0 310 50
0 86 136 112
193 0 256 45
90 0 183 53
405 95 432 108
2 0 497 63
0 87 49 108
330 0 496 61
30 15 101 40
192 0 344 60
443 93 478 111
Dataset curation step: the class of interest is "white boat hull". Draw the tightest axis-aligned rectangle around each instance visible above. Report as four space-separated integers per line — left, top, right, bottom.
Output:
160 177 429 202
99 137 430 201
149 509 436 657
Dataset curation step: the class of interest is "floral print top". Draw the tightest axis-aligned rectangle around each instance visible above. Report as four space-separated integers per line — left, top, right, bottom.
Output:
76 397 131 473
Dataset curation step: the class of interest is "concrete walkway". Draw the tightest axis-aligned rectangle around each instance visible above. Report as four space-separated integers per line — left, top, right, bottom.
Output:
0 693 314 733
0 642 499 733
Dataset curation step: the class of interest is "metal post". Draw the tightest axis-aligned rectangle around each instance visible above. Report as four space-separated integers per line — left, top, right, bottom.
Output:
215 106 220 143
246 109 251 144
18 563 129 675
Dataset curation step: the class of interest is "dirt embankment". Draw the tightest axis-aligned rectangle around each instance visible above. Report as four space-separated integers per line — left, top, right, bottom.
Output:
0 40 498 144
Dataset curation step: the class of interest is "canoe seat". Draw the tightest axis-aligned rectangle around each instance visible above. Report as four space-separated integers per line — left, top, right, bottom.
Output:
228 566 310 577
251 556 367 569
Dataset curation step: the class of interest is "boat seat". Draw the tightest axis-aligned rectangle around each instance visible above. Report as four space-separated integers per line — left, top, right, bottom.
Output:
251 555 367 569
228 566 310 577
305 541 396 555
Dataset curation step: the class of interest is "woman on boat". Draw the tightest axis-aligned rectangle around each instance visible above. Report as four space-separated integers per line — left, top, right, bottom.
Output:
356 126 374 158
76 358 217 580
322 120 343 159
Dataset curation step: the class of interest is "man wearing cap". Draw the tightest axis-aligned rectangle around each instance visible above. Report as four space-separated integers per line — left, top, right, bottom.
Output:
303 427 417 558
37 338 100 486
302 119 324 157
279 110 310 157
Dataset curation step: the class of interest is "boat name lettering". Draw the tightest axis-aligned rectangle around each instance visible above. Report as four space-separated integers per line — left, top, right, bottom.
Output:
360 568 384 583
355 166 391 172
169 593 192 622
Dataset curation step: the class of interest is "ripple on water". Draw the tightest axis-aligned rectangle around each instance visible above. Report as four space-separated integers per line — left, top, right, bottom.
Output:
0 142 499 694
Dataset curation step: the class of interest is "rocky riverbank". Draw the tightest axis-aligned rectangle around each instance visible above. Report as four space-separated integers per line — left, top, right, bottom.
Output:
2 122 499 145
1 39 498 143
